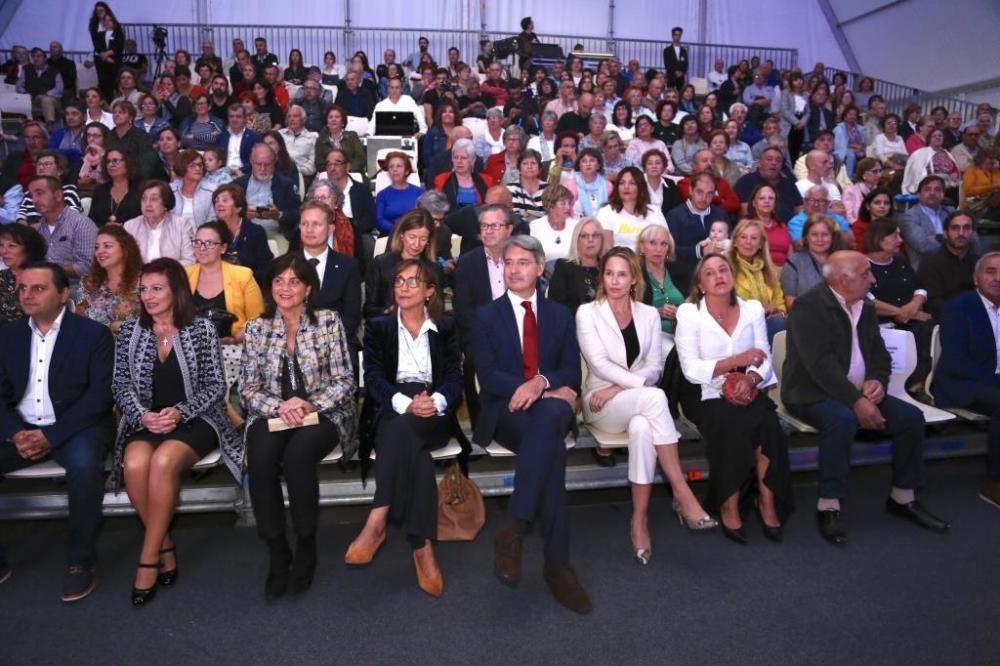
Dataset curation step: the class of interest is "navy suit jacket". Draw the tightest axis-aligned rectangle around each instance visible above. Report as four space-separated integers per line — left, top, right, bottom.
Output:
215 129 261 174
225 218 273 287
931 290 1000 407
232 172 301 243
348 181 376 236
471 293 581 445
0 311 114 448
453 247 497 353
314 250 362 344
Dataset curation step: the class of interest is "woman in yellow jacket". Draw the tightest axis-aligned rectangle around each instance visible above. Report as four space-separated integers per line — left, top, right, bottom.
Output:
185 221 265 344
727 219 786 345
961 149 1000 217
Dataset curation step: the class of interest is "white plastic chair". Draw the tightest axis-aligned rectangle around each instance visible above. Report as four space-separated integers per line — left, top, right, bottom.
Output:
373 235 389 257
770 331 818 433
473 376 576 456
81 197 92 217
689 77 710 97
0 91 32 118
461 117 487 141
346 116 370 137
878 328 956 424
579 359 629 448
267 239 279 257
925 325 990 421
5 460 66 479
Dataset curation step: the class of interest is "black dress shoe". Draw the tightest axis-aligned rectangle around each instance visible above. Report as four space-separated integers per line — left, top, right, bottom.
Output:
288 537 317 596
591 448 617 468
493 524 523 587
131 563 158 607
265 536 292 601
885 498 950 533
157 545 178 587
816 510 848 545
721 524 748 545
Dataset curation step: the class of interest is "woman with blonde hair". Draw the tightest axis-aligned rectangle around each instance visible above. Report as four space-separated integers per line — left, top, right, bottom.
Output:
577 247 717 562
727 219 786 343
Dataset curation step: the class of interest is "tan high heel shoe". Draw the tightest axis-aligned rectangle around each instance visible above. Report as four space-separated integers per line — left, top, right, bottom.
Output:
672 499 720 532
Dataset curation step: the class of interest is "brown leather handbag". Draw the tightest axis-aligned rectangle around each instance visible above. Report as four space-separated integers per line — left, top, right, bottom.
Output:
437 462 485 541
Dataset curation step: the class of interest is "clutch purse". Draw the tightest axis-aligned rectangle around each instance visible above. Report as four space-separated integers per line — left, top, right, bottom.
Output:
722 372 758 407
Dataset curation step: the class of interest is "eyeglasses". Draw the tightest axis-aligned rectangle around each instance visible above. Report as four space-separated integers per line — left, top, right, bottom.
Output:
805 198 829 204
579 233 603 241
326 160 346 167
106 158 125 165
192 239 223 249
479 223 508 231
393 276 424 288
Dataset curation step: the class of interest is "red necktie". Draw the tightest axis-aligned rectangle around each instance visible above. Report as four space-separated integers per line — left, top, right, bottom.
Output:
521 301 539 380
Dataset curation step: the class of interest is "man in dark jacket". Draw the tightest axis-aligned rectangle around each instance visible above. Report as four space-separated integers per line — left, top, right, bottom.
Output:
782 251 949 545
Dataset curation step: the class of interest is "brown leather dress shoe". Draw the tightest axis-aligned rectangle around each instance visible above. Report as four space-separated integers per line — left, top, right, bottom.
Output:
493 525 523 587
543 562 592 614
413 549 444 598
344 532 386 566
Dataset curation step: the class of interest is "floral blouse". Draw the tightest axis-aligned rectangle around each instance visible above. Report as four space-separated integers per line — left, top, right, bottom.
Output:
0 270 22 325
77 282 138 328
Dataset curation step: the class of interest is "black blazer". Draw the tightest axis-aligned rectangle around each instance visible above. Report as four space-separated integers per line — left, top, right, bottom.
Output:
364 252 444 319
782 284 891 408
806 104 835 143
359 313 468 476
225 218 273 287
0 311 115 447
348 180 376 237
662 44 689 85
453 247 497 353
547 259 598 315
314 250 362 344
444 204 530 257
214 129 261 174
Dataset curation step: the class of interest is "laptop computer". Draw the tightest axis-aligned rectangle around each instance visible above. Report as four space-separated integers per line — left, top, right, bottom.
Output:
375 111 416 137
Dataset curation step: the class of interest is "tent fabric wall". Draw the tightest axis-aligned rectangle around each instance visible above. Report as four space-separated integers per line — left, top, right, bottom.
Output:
0 0 848 78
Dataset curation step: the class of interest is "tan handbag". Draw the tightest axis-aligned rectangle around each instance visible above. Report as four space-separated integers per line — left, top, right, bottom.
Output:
437 462 485 541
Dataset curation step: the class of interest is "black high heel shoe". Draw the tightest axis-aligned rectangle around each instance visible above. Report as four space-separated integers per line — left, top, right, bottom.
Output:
288 536 317 596
754 502 783 543
132 562 159 607
721 524 748 545
158 544 178 587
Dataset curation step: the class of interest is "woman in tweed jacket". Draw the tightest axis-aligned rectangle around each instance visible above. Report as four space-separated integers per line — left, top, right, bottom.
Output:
239 252 356 600
112 258 242 607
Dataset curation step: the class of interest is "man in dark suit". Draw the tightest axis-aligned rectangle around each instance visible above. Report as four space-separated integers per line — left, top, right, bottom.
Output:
662 27 689 89
215 103 260 176
783 251 949 545
322 149 376 272
453 204 515 425
445 186 528 258
472 235 590 614
233 143 301 244
931 252 1000 508
0 262 114 601
299 201 362 368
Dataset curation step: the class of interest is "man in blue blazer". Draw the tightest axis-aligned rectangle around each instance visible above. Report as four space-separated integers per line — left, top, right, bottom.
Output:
454 204 516 426
931 252 1000 508
0 263 114 601
472 235 590 614
233 144 301 244
215 103 261 175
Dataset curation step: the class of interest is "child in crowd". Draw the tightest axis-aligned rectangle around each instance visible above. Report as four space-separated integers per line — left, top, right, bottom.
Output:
202 147 234 186
704 220 731 253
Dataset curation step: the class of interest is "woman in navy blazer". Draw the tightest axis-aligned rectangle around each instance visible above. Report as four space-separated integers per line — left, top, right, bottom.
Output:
345 258 463 598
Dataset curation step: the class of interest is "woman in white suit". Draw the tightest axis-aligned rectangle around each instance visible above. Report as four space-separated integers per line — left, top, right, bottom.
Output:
577 247 717 565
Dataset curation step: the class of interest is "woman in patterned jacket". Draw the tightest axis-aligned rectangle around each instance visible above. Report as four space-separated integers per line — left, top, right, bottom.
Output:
111 257 242 607
239 253 356 601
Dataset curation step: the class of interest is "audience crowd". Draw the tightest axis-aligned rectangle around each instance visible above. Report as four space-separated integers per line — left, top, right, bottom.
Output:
1 7 999 615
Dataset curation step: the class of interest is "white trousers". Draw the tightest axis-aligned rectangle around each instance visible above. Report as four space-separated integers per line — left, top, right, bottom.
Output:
586 386 680 485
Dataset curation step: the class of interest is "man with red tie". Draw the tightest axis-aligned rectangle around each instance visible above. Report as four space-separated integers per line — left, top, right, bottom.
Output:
471 235 590 614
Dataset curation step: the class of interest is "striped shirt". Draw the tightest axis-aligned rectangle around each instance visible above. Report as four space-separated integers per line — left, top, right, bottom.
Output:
507 181 548 222
16 184 83 224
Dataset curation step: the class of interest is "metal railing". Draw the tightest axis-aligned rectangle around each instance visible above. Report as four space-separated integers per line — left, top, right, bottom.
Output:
825 66 982 120
119 22 796 84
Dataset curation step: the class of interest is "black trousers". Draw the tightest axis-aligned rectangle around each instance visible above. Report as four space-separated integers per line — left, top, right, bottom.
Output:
969 385 1000 481
462 355 481 427
373 411 451 544
247 416 338 540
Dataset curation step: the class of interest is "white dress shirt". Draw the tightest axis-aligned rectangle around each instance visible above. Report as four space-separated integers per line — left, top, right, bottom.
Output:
18 309 66 426
391 310 447 414
485 250 506 300
674 298 775 400
303 246 330 287
227 129 245 171
832 288 867 389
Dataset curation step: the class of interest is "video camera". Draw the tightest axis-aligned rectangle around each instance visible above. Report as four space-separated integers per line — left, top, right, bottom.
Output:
152 25 168 50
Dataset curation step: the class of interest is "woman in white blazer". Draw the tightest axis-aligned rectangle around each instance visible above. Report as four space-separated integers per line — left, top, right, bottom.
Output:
577 247 717 565
674 253 793 545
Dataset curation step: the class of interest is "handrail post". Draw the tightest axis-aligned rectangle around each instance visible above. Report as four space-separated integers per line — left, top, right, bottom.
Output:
344 0 353 56
606 0 616 55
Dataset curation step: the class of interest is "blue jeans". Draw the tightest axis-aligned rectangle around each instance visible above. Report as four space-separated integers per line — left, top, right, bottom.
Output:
0 425 109 566
766 314 786 348
786 395 925 499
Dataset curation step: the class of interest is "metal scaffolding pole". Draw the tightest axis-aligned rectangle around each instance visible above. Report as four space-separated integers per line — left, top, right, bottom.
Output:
607 0 616 54
344 0 354 56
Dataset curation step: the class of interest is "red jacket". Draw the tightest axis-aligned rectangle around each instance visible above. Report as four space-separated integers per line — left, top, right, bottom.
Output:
677 176 741 216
